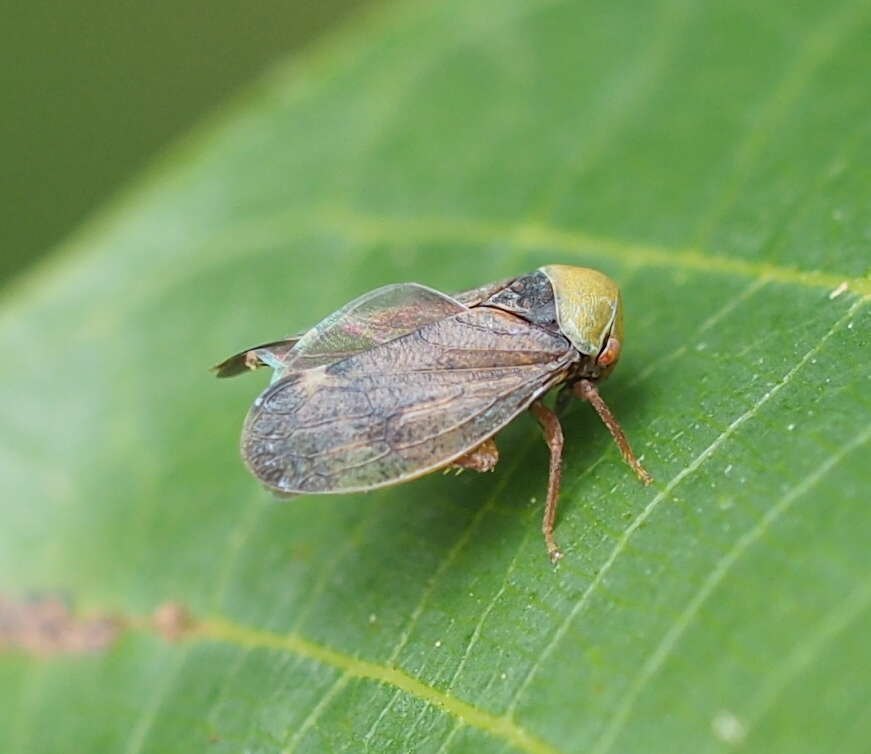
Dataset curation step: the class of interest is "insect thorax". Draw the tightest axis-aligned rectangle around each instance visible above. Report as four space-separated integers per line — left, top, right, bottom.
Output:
481 271 607 382
482 271 560 329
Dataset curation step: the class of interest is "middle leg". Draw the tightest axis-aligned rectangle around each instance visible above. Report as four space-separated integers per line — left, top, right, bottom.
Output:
530 400 565 564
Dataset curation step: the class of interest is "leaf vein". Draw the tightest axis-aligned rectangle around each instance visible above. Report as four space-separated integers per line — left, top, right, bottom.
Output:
743 577 871 733
308 206 871 295
591 420 871 754
504 297 866 717
195 616 563 754
283 671 351 753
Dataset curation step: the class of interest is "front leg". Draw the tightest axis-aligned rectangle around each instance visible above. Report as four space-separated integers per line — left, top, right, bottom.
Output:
530 401 565 564
573 379 652 484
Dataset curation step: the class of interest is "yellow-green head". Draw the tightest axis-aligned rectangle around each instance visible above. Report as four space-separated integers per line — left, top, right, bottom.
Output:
539 264 624 376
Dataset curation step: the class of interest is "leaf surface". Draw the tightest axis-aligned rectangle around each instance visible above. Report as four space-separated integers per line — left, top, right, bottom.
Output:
1 1 870 752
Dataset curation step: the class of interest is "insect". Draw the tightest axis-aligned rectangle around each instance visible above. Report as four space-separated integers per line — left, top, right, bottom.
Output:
215 265 651 563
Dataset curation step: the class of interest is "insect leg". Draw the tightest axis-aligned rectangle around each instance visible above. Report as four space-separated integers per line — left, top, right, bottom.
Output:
530 401 564 564
573 379 653 485
447 438 500 473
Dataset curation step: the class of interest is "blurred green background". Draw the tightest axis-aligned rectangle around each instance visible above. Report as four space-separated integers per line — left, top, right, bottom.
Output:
1 0 365 283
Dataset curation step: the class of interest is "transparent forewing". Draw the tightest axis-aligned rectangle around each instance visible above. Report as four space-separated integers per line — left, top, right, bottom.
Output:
214 284 464 379
242 307 576 494
284 283 467 371
212 337 302 378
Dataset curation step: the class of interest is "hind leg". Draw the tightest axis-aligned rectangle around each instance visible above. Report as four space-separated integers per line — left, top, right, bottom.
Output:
446 438 499 473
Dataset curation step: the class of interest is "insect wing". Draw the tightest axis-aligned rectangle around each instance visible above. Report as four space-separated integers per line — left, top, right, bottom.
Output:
212 337 303 378
242 307 575 494
214 283 463 378
284 283 466 371
451 276 516 307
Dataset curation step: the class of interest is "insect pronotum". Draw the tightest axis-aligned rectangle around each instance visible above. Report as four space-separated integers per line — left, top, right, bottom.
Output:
215 265 652 563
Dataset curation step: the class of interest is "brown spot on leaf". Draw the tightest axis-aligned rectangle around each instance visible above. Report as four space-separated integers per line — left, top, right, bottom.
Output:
152 601 194 641
0 595 120 656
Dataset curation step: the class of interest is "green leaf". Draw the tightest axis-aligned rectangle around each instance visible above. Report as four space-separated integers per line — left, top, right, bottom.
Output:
2 0 869 752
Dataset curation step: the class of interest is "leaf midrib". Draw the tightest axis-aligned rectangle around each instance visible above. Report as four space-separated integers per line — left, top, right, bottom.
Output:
125 205 870 309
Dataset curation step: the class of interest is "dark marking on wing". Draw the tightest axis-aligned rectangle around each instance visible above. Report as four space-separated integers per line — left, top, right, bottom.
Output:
242 308 576 494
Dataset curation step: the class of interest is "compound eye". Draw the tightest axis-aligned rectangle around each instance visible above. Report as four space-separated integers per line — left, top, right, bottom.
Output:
596 336 622 368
